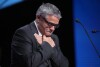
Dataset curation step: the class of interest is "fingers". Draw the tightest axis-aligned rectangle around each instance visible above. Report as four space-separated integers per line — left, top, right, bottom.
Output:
42 35 46 41
43 35 55 47
34 33 39 38
34 33 42 44
34 33 55 47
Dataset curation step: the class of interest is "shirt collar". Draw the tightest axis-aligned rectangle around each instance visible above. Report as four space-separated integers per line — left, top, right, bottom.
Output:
34 21 42 36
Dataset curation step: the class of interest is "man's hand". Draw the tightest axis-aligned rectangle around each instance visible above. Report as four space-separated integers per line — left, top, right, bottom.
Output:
34 33 55 47
42 35 55 47
34 33 43 44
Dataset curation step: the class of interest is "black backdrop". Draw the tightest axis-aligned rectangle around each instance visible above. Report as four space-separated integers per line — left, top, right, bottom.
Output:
0 0 75 67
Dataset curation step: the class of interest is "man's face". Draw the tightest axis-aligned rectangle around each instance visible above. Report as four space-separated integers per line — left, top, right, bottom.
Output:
37 15 60 37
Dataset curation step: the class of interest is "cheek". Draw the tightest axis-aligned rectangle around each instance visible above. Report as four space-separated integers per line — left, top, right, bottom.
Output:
40 23 46 29
43 24 49 30
42 24 49 32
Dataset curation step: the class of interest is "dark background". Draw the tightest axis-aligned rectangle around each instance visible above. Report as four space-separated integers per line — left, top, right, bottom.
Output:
0 0 75 67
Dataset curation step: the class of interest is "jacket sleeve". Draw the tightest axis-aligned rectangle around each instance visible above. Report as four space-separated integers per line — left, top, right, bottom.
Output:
11 28 54 67
50 35 69 67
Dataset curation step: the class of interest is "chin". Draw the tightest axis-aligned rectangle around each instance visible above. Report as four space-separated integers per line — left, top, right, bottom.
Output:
45 31 53 37
46 35 51 37
45 33 52 37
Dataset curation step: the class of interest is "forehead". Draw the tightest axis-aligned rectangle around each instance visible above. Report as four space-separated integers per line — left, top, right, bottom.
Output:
45 15 60 24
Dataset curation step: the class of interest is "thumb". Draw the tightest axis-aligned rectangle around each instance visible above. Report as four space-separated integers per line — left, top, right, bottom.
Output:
43 35 47 41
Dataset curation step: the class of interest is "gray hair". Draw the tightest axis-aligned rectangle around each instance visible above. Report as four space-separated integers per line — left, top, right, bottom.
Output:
36 3 62 19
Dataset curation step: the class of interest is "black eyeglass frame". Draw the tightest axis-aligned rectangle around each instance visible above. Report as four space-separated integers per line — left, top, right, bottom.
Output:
41 16 60 29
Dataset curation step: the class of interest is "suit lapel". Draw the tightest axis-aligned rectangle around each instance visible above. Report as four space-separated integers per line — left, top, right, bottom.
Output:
29 21 38 34
28 21 40 51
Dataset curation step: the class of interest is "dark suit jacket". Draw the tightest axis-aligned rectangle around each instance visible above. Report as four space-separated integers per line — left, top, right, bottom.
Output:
11 21 69 67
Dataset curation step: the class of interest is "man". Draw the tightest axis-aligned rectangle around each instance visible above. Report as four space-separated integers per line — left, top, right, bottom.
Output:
11 3 69 67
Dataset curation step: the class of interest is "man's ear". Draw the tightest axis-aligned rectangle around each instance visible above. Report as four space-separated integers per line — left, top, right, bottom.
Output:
36 16 40 23
36 15 41 19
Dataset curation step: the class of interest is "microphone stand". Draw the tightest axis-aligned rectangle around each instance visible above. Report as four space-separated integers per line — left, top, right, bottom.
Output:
75 19 100 58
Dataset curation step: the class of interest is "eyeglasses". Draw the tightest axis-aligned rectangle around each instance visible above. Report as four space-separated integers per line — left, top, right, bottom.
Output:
42 17 60 29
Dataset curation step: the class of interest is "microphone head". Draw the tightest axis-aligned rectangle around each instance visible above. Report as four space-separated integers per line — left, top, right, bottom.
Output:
75 18 81 23
92 29 97 33
92 29 100 33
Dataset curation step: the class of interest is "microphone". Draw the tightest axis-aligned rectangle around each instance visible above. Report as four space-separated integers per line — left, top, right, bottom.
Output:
92 29 100 33
75 18 100 58
75 18 80 23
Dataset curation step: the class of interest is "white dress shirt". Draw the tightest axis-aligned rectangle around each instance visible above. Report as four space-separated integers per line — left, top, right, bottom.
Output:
34 21 42 36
